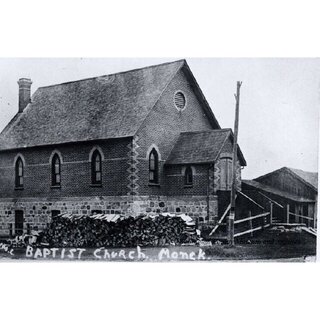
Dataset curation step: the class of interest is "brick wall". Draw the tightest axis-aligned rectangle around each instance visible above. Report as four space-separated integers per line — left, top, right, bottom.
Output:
135 67 218 196
0 65 242 234
0 138 131 198
165 164 210 196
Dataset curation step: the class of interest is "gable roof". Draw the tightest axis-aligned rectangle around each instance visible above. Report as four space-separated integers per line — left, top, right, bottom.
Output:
287 167 318 190
165 129 246 166
242 179 316 203
255 167 318 191
0 60 189 151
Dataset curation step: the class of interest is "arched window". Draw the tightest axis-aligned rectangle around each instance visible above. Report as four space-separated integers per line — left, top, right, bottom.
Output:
91 150 102 185
185 166 193 186
15 157 24 188
149 148 159 183
51 154 61 187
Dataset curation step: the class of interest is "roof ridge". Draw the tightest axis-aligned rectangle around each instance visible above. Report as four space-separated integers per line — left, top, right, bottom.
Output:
254 167 286 180
180 128 232 135
38 59 186 89
287 166 318 174
181 62 221 129
243 179 316 202
0 59 185 150
255 167 318 191
132 59 185 139
286 167 318 191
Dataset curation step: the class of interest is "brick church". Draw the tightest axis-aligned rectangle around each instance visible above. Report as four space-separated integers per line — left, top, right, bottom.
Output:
0 60 246 236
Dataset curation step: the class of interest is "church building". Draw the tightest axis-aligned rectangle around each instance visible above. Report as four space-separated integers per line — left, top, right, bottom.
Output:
0 60 246 236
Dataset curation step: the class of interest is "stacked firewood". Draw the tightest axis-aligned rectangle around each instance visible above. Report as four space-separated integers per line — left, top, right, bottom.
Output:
36 213 198 247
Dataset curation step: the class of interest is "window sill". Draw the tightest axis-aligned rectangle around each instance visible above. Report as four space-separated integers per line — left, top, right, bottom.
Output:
90 184 102 188
14 187 24 190
148 182 160 187
51 185 61 189
184 185 193 188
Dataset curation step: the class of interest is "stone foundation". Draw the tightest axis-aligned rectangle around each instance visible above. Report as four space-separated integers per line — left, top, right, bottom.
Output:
131 195 218 223
0 195 218 236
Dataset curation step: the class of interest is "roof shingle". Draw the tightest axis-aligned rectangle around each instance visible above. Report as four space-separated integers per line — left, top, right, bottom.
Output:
242 179 316 203
0 60 185 150
255 167 318 191
288 167 318 190
166 129 246 165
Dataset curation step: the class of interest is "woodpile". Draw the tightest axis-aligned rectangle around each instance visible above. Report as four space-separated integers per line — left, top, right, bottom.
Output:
36 213 198 247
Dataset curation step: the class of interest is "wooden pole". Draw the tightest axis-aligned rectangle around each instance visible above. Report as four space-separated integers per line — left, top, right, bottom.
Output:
286 204 290 224
228 81 242 246
249 210 253 237
270 202 273 225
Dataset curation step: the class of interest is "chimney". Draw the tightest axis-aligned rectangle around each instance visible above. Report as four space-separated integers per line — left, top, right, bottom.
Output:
17 78 32 113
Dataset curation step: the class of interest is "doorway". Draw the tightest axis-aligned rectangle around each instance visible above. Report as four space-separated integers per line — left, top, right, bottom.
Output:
15 210 24 235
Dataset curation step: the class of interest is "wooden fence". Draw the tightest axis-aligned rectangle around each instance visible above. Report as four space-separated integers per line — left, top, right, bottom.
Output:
209 204 231 236
234 211 271 238
209 207 272 238
286 204 316 228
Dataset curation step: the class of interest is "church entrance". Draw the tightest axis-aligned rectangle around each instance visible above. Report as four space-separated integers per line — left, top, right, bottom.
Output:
15 210 24 235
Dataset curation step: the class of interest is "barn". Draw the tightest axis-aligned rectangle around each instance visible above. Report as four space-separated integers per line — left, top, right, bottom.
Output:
0 59 247 237
242 167 318 228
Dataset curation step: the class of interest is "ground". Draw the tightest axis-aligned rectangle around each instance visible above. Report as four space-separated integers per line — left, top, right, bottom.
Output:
205 227 316 261
0 228 316 262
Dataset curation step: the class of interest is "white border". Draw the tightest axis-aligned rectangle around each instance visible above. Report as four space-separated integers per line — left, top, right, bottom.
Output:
1 2 320 320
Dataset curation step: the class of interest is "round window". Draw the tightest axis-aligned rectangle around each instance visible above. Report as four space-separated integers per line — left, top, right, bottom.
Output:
174 91 186 110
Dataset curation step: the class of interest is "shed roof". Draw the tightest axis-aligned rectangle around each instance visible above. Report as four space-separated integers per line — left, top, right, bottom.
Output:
0 60 187 150
166 129 246 166
242 179 316 203
255 167 318 192
288 167 318 190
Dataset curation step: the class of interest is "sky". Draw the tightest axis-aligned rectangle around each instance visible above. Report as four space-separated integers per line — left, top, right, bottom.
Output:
0 58 319 179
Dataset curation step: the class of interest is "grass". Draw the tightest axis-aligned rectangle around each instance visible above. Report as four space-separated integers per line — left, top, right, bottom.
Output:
205 228 316 260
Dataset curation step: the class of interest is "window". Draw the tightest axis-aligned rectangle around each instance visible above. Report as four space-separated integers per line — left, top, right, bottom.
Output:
15 157 24 188
149 148 159 184
91 150 102 185
184 166 193 186
174 91 186 110
51 154 61 187
220 158 233 190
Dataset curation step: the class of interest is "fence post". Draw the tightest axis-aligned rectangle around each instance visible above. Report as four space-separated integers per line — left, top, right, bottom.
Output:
249 210 253 237
286 204 290 224
270 202 273 225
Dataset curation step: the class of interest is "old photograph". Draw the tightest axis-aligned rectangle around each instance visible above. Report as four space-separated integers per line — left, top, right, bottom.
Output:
0 58 318 261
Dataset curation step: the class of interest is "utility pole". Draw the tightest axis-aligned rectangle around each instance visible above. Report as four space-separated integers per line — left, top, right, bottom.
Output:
228 81 242 246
